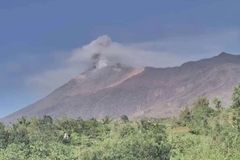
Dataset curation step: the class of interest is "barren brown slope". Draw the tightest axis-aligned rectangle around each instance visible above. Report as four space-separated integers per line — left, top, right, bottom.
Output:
3 52 240 122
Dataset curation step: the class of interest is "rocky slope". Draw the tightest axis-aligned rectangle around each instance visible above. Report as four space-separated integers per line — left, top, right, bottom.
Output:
3 52 240 122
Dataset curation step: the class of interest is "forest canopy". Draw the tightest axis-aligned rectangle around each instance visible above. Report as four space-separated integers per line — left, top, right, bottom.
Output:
1 84 240 160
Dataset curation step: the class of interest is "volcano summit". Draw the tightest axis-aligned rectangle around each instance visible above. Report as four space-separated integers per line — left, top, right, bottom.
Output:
3 50 240 122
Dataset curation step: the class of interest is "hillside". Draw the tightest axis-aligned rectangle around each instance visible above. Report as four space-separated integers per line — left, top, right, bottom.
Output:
3 52 240 122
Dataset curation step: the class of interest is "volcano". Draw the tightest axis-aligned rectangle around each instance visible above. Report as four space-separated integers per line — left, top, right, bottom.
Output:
3 52 240 122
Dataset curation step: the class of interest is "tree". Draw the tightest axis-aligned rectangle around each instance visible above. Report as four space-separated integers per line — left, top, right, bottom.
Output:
0 122 8 149
8 118 30 145
213 98 222 110
102 116 111 124
232 84 240 108
42 115 53 125
232 85 240 131
179 107 192 126
186 97 215 134
120 115 129 123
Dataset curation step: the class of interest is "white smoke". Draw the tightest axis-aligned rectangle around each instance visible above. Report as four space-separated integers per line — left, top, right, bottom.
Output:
27 35 184 94
69 35 184 69
27 30 240 94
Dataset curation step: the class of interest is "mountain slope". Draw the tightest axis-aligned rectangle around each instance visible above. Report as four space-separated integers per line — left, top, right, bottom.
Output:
3 52 240 122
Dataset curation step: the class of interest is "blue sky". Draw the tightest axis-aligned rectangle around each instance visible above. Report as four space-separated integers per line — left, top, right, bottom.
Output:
1 0 240 118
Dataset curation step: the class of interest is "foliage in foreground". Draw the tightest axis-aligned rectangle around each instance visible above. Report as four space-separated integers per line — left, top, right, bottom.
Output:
1 84 240 160
0 117 170 160
170 84 240 160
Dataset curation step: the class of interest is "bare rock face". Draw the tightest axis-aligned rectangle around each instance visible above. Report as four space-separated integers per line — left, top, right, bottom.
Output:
3 52 240 122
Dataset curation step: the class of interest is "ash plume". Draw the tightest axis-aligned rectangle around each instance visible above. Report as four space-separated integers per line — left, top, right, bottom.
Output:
25 35 186 93
91 53 109 69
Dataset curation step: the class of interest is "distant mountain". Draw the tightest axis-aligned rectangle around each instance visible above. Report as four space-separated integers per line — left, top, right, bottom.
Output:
3 52 240 122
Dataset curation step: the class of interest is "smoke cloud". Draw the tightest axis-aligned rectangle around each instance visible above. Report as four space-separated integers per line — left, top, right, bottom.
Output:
27 35 185 93
26 30 240 94
68 35 185 69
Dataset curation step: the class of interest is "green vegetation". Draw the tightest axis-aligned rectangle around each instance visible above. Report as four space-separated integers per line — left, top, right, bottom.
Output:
0 117 170 160
1 84 240 159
